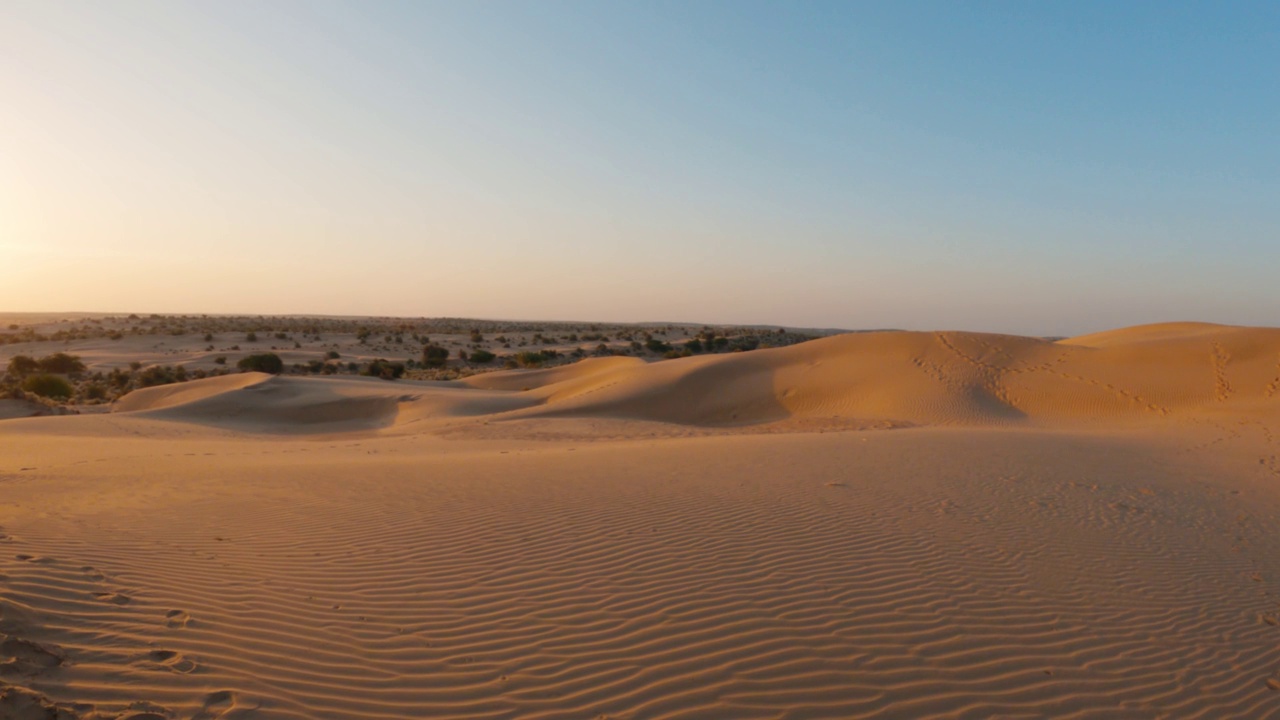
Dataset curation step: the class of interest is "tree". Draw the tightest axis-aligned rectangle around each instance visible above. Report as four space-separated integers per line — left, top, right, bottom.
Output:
237 353 284 374
38 352 86 375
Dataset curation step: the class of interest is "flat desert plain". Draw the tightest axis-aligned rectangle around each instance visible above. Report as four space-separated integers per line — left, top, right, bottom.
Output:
3 322 1280 719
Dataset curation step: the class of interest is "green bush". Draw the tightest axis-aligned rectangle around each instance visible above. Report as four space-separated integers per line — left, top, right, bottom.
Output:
22 374 73 400
237 353 284 374
468 350 496 364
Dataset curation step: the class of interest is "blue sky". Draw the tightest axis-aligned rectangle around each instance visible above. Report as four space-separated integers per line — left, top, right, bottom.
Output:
2 1 1276 334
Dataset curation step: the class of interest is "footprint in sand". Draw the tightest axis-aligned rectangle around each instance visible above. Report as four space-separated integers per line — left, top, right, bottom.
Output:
94 592 131 606
14 555 54 565
191 690 239 720
146 649 198 674
0 634 65 674
164 609 192 629
0 684 85 720
115 701 175 720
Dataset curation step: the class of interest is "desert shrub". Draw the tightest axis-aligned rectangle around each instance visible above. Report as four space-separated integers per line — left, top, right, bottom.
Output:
137 366 178 388
245 332 258 342
645 339 672 354
468 350 496 364
237 353 284 374
23 374 73 400
363 359 405 380
213 356 227 365
83 383 108 401
325 350 340 359
422 345 450 369
6 355 38 376
684 338 703 353
514 351 549 368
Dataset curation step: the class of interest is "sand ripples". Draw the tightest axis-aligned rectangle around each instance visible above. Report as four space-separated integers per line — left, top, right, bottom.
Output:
4 430 1280 718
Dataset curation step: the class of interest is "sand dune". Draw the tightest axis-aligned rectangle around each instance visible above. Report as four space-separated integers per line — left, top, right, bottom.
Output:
105 323 1280 432
3 324 1280 719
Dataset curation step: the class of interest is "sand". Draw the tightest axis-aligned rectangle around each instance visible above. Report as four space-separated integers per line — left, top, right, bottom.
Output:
3 322 1280 719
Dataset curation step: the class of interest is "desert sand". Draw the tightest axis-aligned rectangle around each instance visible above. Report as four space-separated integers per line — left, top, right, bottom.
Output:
3 322 1280 719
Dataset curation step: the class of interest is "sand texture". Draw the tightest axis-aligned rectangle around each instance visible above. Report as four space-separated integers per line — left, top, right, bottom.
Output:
3 322 1280 719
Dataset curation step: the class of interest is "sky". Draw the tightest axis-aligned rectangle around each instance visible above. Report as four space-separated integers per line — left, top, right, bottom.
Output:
2 1 1277 335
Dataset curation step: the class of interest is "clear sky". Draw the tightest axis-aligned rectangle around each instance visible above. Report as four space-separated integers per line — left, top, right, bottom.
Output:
3 1 1277 335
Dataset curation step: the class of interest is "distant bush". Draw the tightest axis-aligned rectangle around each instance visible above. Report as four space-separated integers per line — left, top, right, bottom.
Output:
422 345 450 369
325 350 340 360
645 339 672 354
363 359 405 380
83 383 108 401
22 374 73 400
6 355 38 377
237 353 284 374
468 350 496 364
137 365 179 388
245 332 258 342
514 351 549 368
213 356 227 365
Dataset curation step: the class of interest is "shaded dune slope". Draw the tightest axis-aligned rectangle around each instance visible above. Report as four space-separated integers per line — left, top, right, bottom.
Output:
113 323 1280 432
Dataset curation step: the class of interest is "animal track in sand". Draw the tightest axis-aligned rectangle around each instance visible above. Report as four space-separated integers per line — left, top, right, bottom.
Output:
80 566 106 582
93 592 131 606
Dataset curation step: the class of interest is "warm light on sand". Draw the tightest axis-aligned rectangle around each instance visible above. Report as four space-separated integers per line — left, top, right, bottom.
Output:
3 321 1280 717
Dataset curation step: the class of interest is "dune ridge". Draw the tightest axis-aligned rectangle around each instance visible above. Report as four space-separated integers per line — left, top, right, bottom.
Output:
113 323 1280 434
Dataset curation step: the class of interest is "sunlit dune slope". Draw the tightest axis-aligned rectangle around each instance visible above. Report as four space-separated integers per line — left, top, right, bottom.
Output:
112 323 1280 431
